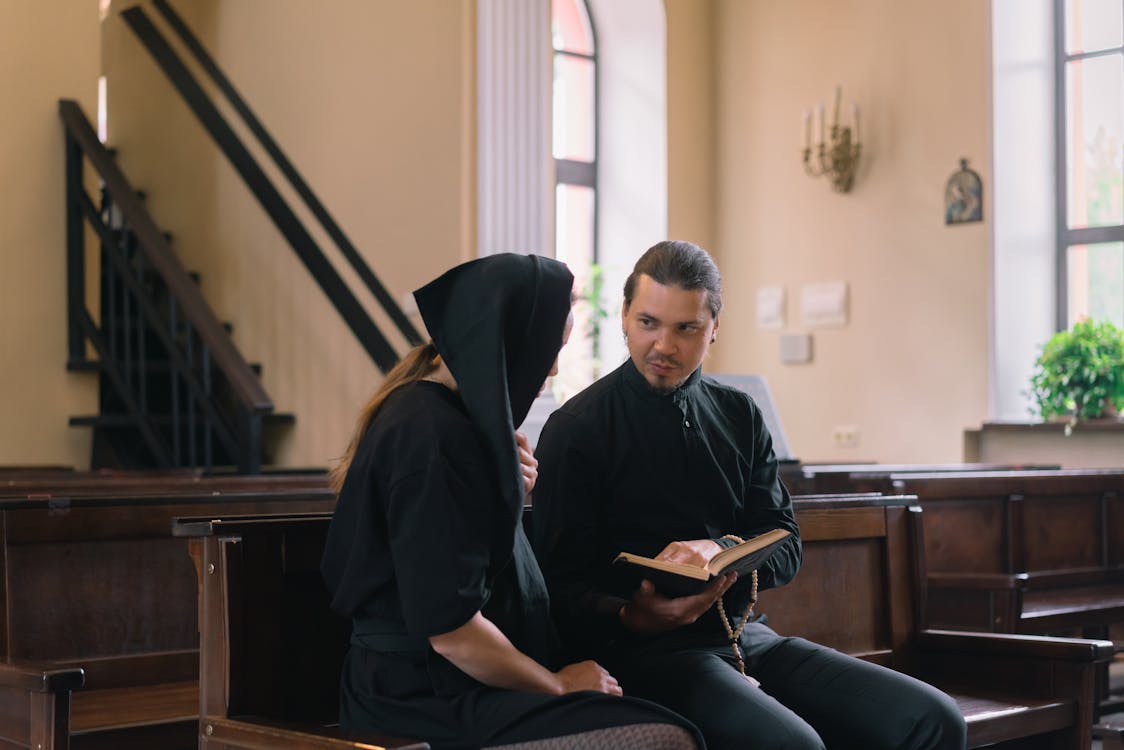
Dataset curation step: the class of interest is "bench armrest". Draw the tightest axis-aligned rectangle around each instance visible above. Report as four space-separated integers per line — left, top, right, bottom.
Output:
916 629 1114 662
204 716 430 750
0 661 85 693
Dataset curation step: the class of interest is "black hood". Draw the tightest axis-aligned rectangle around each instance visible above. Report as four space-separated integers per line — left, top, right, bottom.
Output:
413 253 573 523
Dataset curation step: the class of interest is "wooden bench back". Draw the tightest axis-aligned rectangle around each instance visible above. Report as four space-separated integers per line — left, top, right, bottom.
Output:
890 469 1124 577
193 514 347 725
760 496 921 667
784 462 1060 496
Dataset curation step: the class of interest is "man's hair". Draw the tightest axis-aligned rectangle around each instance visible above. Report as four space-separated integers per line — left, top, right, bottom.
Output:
623 240 723 318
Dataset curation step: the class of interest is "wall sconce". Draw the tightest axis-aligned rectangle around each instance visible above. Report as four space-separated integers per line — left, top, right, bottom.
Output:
802 86 861 193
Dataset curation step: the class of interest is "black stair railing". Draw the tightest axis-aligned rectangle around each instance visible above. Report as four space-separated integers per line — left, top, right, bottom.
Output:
61 99 271 473
121 3 422 374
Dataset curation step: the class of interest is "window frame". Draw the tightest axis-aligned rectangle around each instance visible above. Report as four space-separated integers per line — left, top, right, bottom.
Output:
1053 0 1124 328
552 0 599 266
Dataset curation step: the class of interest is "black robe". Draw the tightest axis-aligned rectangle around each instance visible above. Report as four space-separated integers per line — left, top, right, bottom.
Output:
320 254 699 748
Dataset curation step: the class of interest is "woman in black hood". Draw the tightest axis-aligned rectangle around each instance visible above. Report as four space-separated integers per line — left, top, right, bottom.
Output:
322 254 701 749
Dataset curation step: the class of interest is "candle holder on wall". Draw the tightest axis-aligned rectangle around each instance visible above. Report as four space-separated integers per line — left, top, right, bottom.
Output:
802 86 861 193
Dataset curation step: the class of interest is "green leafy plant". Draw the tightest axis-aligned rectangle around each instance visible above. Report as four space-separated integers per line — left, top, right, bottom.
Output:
1028 318 1124 431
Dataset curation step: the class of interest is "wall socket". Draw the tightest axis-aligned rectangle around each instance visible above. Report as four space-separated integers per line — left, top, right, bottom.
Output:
832 425 860 449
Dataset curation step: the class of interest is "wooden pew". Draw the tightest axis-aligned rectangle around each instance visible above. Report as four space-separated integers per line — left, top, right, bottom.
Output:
759 494 1113 750
176 513 427 749
0 476 336 749
884 470 1124 638
888 469 1124 717
180 499 1112 750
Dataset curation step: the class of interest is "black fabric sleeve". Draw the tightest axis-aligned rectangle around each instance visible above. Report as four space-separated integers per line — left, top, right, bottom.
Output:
384 442 495 638
532 411 626 658
734 394 802 592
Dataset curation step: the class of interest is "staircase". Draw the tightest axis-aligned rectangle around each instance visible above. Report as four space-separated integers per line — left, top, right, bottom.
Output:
60 2 422 473
61 101 286 472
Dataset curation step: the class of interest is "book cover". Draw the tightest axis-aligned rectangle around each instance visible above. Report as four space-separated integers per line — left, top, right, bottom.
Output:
611 528 792 598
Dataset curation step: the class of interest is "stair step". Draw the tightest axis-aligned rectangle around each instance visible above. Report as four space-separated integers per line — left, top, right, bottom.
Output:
63 360 266 375
71 413 295 428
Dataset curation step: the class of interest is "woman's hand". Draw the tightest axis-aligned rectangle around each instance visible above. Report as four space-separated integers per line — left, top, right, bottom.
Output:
516 431 538 496
554 660 622 695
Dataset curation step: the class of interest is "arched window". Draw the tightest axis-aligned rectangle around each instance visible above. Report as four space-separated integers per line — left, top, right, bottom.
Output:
552 0 599 392
1056 0 1124 328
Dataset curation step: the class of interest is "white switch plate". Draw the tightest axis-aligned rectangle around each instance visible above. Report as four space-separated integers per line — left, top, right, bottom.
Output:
780 333 812 364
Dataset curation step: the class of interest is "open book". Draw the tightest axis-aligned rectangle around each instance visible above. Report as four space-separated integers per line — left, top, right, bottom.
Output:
611 528 792 598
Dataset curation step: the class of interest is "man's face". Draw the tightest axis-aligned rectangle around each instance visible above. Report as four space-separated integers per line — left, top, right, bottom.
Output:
622 275 718 393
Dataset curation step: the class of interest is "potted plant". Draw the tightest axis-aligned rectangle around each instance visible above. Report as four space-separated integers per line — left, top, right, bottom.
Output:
1028 317 1124 433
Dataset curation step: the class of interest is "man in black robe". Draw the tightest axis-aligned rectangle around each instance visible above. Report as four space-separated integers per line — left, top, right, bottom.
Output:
533 241 966 750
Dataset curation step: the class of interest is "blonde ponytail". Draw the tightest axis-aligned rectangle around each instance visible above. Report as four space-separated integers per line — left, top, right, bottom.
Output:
330 342 439 492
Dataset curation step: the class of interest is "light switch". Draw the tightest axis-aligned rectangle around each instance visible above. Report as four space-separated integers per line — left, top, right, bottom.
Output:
780 333 812 364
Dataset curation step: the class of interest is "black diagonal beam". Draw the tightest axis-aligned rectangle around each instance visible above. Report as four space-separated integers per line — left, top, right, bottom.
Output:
153 0 423 348
122 6 400 373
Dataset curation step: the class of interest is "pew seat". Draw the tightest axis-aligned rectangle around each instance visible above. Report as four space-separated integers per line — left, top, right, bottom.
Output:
70 681 198 737
759 495 1114 750
1094 715 1124 749
896 469 1124 716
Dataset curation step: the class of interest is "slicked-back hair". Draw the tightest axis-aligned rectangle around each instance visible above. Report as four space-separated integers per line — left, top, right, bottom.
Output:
623 240 722 318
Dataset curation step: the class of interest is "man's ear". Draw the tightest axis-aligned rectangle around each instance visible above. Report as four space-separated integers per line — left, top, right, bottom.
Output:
711 316 720 343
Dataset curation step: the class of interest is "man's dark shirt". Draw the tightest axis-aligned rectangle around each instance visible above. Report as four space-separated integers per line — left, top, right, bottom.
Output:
532 359 801 658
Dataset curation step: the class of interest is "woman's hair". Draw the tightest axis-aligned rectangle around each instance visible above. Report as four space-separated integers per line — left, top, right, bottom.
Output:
329 341 439 492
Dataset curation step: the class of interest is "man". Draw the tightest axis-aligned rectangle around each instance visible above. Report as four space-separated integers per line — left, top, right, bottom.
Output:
533 240 965 750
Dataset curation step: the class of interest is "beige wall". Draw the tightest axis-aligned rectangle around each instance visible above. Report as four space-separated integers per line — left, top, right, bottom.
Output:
666 0 717 252
0 2 100 467
4 0 992 469
669 0 992 462
104 0 475 467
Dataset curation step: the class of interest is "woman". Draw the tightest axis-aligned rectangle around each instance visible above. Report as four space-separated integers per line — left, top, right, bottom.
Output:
321 254 701 749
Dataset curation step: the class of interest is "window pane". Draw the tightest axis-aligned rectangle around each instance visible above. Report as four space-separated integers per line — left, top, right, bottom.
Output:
555 184 594 267
1067 242 1124 327
552 54 596 161
1065 0 1123 55
552 0 593 55
554 184 596 396
1065 54 1124 228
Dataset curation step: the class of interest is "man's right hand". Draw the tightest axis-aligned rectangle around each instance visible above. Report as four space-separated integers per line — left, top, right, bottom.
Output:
554 660 622 695
619 572 737 633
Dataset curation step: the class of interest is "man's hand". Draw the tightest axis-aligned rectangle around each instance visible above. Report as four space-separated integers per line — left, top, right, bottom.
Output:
516 431 538 496
620 572 736 634
654 538 724 567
